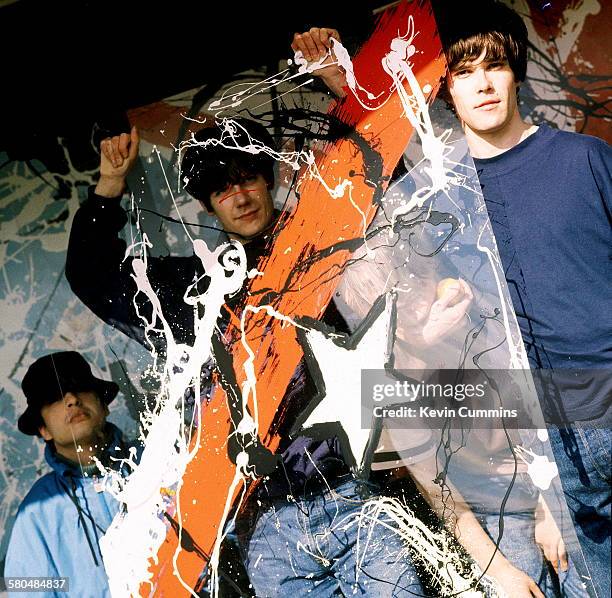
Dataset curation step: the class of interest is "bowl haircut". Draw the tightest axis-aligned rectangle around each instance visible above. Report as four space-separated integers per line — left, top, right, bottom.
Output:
432 0 529 104
181 119 276 212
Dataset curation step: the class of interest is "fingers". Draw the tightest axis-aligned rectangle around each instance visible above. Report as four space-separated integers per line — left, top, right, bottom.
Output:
529 579 545 598
291 33 306 58
101 137 123 169
128 126 140 160
458 278 474 300
320 28 330 49
101 137 114 165
540 537 568 573
293 32 322 62
452 294 473 315
100 128 140 169
449 280 473 313
439 278 473 309
435 282 462 309
308 28 326 57
542 543 558 572
111 136 121 166
118 132 130 159
292 27 341 62
324 28 341 45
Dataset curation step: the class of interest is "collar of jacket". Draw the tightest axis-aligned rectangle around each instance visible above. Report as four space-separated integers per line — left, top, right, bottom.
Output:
44 422 126 478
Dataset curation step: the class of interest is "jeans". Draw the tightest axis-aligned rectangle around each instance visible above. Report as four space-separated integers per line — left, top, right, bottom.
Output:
548 411 611 598
240 478 424 597
449 465 589 598
478 509 589 598
466 472 560 597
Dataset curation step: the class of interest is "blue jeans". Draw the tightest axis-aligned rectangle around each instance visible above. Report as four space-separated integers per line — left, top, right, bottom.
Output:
464 472 560 597
449 466 587 597
240 479 424 597
478 509 588 598
548 414 611 598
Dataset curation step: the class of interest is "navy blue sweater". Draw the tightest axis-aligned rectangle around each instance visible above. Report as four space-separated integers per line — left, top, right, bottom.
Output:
474 125 612 420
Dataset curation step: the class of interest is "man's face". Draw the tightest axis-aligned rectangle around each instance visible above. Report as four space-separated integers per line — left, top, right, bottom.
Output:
39 391 108 452
448 50 519 136
207 174 275 241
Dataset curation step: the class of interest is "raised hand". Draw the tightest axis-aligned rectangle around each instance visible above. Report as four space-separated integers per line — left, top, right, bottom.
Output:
96 126 140 198
291 27 347 96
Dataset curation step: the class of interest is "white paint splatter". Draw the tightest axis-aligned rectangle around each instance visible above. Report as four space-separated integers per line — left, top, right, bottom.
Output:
358 495 502 596
514 445 559 490
99 235 248 597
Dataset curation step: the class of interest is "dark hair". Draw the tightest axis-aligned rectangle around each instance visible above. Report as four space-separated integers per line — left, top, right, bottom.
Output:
180 119 276 211
432 0 529 99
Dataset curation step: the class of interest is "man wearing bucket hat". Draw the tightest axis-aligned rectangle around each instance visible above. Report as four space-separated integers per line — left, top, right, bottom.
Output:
4 351 136 598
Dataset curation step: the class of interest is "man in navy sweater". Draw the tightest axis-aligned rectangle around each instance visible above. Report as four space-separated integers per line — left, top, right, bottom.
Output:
433 1 611 596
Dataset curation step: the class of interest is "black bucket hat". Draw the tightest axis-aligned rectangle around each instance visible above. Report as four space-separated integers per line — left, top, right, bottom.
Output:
18 351 119 436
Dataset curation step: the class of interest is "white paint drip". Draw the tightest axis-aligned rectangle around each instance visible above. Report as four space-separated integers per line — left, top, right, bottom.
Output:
330 18 458 225
90 12 566 594
179 118 361 216
0 138 152 550
357 495 501 596
97 106 365 596
208 68 304 113
99 236 248 597
514 445 559 490
476 225 528 371
207 304 307 597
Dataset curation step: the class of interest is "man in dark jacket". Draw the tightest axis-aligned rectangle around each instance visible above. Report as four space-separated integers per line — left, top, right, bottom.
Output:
4 351 135 598
65 107 432 595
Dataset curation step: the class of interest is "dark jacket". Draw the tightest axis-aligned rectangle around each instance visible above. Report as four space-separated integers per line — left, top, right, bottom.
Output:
66 190 351 496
